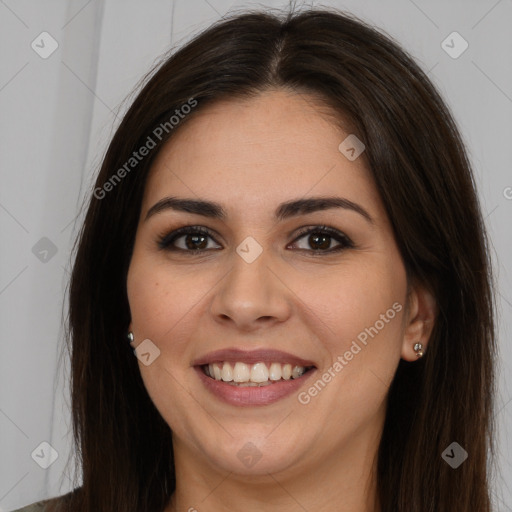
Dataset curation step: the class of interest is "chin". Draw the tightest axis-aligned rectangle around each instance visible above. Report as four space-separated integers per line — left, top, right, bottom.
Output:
195 431 305 476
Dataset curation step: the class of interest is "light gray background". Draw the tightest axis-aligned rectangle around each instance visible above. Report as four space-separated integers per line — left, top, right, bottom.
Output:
1 0 511 510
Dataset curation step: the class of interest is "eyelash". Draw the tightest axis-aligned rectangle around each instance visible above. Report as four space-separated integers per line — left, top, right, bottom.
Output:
156 224 355 255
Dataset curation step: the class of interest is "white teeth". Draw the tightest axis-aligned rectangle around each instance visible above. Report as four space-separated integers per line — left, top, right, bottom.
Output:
250 362 269 383
233 362 251 382
213 364 222 380
221 362 233 382
206 361 310 385
269 362 282 381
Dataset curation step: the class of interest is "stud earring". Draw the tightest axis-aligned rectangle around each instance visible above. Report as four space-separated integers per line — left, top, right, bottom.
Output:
413 342 424 358
127 331 134 344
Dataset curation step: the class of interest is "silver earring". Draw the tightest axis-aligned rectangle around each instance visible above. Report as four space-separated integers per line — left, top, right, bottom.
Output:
413 342 424 358
127 331 134 344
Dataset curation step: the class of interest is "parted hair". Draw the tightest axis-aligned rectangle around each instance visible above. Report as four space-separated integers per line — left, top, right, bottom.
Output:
47 6 496 511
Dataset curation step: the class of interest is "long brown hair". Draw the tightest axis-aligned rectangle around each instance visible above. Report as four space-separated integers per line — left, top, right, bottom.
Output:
49 6 497 511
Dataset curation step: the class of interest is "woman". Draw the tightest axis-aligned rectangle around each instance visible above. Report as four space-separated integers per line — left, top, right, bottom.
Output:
15 6 496 512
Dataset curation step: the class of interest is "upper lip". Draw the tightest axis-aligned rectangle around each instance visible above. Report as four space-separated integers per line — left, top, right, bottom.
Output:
191 348 317 368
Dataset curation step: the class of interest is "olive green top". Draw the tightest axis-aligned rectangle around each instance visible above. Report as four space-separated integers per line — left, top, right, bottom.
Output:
11 501 48 512
10 488 78 512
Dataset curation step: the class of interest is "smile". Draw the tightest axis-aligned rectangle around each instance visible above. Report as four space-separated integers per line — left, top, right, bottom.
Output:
202 361 315 386
193 348 317 406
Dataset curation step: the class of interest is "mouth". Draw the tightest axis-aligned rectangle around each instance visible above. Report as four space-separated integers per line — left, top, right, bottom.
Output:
201 361 316 386
192 348 317 406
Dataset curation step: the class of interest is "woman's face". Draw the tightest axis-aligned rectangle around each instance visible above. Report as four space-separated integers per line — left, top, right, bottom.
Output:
126 89 425 479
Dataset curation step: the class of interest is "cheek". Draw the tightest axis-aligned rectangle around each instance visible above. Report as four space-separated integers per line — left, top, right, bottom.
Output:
285 258 406 450
304 258 405 349
126 253 216 392
126 256 202 427
303 259 406 408
127 252 199 342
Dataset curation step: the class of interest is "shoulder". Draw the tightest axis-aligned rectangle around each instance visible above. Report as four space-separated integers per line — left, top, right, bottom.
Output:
10 488 80 512
10 500 48 512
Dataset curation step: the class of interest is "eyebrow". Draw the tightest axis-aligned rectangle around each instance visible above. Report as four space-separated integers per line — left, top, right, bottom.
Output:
144 196 373 224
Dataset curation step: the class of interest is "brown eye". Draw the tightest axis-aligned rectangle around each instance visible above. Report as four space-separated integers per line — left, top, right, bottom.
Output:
157 225 354 254
290 226 354 253
157 227 221 252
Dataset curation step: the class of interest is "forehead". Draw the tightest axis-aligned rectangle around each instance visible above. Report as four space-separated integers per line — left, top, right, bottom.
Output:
142 89 384 224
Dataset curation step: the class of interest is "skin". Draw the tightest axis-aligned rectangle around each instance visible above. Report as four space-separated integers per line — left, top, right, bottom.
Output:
126 89 436 512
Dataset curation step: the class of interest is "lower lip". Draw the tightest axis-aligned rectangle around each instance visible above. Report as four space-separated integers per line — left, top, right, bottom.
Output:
195 366 317 406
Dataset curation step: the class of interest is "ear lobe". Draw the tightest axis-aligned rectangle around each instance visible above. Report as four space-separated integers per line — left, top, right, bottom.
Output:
401 283 437 362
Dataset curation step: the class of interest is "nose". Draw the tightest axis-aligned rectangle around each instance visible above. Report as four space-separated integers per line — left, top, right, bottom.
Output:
209 249 292 332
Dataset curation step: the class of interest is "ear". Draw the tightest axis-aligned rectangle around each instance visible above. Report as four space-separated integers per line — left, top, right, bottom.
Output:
401 281 437 361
